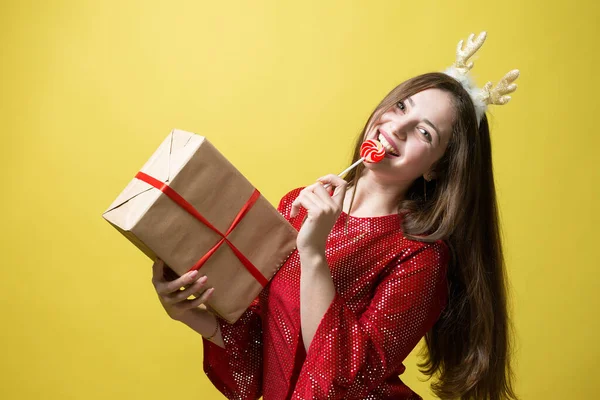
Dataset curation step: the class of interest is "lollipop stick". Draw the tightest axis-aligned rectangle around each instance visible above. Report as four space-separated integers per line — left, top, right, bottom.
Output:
320 139 384 190
323 157 365 189
336 157 365 178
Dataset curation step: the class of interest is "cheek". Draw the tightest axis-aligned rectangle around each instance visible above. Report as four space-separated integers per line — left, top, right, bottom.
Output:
402 143 435 168
362 122 379 141
405 139 430 157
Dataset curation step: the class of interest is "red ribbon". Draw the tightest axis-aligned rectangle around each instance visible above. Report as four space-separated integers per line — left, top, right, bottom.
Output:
135 171 268 287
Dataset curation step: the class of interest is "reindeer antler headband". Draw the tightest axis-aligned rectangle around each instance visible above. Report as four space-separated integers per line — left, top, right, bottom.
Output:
443 32 520 124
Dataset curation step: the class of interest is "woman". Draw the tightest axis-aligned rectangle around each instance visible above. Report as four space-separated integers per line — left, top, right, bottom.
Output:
151 33 519 399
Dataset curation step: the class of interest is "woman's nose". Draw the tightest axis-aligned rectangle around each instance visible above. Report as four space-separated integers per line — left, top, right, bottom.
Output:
388 124 407 141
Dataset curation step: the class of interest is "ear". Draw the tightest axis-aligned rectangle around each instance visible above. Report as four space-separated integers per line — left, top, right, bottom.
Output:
424 171 437 181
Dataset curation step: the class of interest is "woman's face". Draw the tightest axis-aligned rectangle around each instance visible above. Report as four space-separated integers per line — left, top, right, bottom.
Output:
364 88 455 184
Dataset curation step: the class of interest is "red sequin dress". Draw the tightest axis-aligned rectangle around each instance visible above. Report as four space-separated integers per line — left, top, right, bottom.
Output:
203 188 450 399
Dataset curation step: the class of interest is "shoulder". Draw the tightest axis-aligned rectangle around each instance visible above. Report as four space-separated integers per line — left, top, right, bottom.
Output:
400 237 450 261
392 237 451 278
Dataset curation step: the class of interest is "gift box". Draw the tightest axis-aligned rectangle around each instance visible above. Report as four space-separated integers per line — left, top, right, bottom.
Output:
102 129 297 323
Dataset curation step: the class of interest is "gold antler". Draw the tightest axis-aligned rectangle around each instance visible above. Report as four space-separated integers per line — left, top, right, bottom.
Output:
481 69 520 105
454 32 487 74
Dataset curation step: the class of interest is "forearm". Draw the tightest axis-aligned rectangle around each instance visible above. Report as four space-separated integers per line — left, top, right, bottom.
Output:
299 250 336 351
177 308 225 348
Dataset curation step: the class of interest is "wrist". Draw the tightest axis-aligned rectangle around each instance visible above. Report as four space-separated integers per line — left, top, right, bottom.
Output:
175 307 210 325
203 317 220 340
298 248 327 265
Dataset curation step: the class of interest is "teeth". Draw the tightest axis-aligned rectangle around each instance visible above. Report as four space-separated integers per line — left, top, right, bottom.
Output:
377 133 399 156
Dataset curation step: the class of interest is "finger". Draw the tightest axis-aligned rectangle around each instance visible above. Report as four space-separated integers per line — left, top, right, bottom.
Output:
317 174 347 189
321 183 334 195
317 174 348 201
156 269 199 296
190 278 214 297
291 189 317 218
163 264 181 282
291 181 333 217
304 190 333 214
312 180 337 199
292 192 320 219
151 258 165 284
312 183 338 208
290 192 304 218
164 275 208 304
303 193 330 221
290 199 300 218
152 259 180 285
175 287 215 311
303 181 326 193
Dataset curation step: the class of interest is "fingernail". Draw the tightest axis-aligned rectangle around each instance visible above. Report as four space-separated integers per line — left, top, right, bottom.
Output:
199 276 208 283
188 270 198 277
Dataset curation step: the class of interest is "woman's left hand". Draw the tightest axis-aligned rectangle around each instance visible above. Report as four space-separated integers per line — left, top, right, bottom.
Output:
290 174 348 255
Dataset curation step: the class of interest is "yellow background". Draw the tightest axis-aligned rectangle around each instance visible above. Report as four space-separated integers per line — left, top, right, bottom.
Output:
1 0 598 399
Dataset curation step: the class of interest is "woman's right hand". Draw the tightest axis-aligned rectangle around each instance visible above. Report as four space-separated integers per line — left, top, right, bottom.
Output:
151 258 215 321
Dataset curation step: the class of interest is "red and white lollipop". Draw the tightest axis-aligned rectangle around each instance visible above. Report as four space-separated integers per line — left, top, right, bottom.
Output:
333 139 385 178
360 139 386 163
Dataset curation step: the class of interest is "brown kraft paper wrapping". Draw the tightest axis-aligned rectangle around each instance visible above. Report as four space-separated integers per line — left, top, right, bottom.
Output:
102 129 297 323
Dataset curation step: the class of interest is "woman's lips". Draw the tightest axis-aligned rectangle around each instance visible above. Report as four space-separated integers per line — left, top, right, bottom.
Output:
377 128 401 156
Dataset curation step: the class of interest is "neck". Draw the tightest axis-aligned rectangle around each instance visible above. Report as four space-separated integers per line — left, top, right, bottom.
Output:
344 170 411 217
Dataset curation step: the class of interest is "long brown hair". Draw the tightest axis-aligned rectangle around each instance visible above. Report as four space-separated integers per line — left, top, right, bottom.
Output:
345 73 518 399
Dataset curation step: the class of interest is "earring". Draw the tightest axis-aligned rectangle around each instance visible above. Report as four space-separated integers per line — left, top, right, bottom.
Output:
423 173 432 201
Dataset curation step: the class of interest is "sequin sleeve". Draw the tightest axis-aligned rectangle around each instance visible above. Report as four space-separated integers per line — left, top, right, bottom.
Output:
292 241 449 399
202 298 263 400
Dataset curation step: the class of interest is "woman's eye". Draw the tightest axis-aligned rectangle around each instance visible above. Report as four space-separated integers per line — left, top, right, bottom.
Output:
396 101 406 112
419 128 432 142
